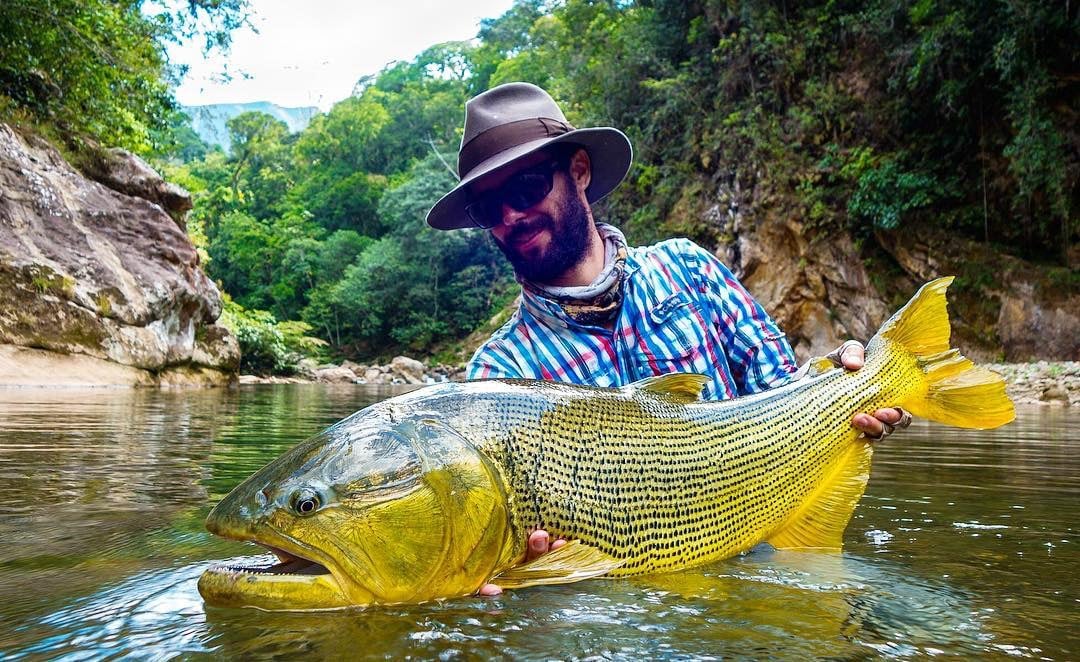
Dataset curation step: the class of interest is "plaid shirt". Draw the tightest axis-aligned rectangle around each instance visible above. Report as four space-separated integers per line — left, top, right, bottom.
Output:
467 235 798 400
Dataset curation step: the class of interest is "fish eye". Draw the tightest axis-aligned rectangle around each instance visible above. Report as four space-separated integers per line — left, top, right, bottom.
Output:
290 488 322 516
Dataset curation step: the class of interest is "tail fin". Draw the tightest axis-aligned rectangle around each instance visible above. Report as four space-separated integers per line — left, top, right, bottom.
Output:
876 277 1015 429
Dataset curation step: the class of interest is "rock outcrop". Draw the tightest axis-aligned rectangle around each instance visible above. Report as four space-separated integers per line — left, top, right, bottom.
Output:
81 146 194 228
710 177 1077 363
726 215 890 362
877 227 1079 362
0 124 238 386
710 179 889 362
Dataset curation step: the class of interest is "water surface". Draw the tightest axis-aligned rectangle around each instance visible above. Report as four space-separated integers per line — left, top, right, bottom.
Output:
0 386 1075 659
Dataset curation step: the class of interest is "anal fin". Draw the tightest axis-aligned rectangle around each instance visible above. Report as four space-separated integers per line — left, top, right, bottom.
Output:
491 540 623 589
766 442 874 551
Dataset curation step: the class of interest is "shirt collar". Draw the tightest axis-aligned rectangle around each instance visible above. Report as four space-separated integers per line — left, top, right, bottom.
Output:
519 223 635 327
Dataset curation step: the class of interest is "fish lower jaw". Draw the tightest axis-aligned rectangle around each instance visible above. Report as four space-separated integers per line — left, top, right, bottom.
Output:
198 542 362 610
198 561 354 611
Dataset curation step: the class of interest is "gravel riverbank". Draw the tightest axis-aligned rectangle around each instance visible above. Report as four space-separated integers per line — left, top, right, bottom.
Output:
983 361 1079 407
241 357 1078 408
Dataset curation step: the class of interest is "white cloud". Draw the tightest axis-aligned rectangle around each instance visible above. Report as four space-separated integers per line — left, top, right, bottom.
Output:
170 0 514 110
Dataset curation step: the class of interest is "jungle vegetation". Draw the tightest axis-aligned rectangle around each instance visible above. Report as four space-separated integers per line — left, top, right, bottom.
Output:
2 0 1075 372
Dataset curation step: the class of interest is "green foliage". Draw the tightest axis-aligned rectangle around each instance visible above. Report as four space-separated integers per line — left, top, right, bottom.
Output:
0 0 248 153
218 297 325 375
157 111 212 163
299 155 510 356
848 161 942 231
853 0 1075 256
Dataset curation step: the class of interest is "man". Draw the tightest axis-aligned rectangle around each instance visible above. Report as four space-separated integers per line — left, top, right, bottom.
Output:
426 82 908 594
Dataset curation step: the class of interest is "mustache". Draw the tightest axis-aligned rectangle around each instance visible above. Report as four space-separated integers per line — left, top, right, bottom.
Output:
503 216 552 247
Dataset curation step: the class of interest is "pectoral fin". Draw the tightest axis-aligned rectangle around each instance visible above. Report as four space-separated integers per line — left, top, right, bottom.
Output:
490 540 623 589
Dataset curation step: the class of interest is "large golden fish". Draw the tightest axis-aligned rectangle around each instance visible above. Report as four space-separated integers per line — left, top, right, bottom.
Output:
199 277 1014 610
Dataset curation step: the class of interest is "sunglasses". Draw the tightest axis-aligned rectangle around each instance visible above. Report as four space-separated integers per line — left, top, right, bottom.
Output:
465 159 563 229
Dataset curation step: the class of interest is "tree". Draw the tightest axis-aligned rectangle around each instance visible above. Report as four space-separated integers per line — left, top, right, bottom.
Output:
0 0 249 152
225 111 291 210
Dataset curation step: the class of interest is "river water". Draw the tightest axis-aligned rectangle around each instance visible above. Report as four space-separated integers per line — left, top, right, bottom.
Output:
0 385 1075 660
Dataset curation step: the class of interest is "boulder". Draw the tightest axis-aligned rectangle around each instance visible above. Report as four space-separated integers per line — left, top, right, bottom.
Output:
294 357 320 379
314 366 358 383
1041 383 1069 404
390 355 426 384
341 360 365 374
997 285 1080 361
0 124 238 386
191 324 240 372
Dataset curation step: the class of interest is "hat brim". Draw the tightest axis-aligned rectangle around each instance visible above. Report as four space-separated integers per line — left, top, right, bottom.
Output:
425 127 632 231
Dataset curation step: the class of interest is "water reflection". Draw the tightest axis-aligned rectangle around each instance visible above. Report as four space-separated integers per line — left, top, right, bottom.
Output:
0 387 1075 659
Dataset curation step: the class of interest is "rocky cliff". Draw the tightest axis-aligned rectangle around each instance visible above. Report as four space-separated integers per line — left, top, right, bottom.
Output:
711 181 1078 363
0 124 238 386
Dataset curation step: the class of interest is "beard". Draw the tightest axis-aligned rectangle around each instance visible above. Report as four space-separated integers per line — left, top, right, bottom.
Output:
494 191 591 284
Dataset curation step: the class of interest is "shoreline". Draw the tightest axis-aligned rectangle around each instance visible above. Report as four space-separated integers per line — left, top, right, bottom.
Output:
2 358 1076 407
238 360 1079 407
981 361 1079 407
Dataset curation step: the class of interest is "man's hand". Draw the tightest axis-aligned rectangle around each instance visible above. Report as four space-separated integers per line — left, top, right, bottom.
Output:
828 340 912 440
477 529 568 596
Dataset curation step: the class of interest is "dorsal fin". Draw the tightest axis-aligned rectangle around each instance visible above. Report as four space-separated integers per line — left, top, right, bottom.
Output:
790 355 843 382
624 373 708 404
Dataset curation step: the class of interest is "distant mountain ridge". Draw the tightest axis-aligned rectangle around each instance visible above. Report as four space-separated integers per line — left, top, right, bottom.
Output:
183 102 319 152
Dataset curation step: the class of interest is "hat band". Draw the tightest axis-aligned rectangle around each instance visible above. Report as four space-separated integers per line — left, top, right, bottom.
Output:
458 117 575 178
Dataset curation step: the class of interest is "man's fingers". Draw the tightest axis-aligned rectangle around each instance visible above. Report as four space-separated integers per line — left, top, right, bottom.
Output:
525 529 569 562
839 341 864 370
478 583 503 596
481 531 570 595
852 413 884 438
526 529 550 561
873 408 903 425
826 340 864 370
852 408 912 441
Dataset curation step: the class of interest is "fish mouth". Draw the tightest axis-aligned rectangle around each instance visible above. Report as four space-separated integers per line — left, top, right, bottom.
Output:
199 532 357 610
219 545 333 577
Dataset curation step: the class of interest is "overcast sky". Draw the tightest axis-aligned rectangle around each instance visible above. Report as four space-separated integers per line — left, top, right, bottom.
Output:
170 0 515 110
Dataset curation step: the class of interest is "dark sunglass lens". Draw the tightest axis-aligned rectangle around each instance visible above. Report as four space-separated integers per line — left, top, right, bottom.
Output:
504 171 554 211
466 199 499 229
467 161 557 229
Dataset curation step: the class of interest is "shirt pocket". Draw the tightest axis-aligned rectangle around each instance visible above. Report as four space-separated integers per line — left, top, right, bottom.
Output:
634 291 711 373
552 333 620 387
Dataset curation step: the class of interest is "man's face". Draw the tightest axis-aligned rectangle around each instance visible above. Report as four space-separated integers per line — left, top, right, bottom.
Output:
469 150 591 283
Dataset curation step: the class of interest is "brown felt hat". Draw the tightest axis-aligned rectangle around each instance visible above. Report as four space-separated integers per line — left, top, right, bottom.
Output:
426 82 632 231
